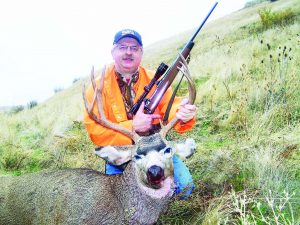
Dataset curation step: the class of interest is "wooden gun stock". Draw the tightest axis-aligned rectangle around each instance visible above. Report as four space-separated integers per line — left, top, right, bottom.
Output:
144 43 194 114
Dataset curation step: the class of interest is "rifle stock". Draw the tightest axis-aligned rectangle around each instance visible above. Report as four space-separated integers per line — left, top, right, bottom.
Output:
144 42 194 114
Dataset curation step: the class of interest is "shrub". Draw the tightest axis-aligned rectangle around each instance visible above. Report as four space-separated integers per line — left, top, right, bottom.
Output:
27 100 38 109
258 7 296 29
10 105 24 114
54 87 64 93
72 78 81 83
244 0 268 8
0 149 28 171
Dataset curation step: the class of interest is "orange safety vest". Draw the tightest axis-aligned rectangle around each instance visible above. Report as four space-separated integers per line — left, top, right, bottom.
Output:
83 64 195 146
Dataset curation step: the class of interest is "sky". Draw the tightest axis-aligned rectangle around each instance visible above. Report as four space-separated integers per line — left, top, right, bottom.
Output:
0 0 248 106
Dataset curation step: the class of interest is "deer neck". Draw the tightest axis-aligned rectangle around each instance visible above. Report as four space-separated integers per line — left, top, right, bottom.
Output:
111 161 174 224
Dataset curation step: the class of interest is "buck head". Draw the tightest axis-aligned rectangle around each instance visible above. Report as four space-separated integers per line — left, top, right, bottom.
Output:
95 133 196 197
83 58 196 195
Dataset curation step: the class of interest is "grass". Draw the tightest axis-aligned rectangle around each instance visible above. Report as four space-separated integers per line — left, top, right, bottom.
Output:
1 0 300 223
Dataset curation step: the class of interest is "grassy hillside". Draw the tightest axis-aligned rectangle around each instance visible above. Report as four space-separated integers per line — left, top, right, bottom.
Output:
1 0 300 223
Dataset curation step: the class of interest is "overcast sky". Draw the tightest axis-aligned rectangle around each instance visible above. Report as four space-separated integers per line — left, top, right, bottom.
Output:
0 0 248 106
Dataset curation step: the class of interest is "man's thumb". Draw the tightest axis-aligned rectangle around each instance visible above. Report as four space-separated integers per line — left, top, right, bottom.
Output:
180 98 189 106
137 101 145 113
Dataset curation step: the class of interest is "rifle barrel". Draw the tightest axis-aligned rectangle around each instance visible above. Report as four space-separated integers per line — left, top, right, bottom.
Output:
189 2 218 43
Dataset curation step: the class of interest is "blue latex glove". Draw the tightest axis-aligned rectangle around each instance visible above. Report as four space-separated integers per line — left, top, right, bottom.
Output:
173 155 195 199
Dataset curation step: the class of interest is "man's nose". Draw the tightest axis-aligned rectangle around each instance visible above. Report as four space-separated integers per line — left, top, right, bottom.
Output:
126 46 133 54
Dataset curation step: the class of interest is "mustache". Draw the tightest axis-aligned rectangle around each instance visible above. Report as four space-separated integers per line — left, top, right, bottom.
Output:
122 57 134 60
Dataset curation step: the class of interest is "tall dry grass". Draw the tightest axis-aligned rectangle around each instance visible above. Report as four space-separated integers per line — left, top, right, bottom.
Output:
1 0 300 223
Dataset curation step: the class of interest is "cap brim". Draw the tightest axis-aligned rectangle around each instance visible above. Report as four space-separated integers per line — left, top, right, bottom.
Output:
114 34 142 46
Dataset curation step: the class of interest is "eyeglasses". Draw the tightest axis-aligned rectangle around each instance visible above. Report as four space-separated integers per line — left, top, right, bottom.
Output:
115 44 141 53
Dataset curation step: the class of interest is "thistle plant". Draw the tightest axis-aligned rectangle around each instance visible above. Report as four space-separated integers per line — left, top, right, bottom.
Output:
259 39 296 126
222 190 298 225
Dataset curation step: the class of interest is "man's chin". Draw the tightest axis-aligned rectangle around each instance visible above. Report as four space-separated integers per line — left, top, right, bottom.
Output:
122 68 136 75
120 63 138 73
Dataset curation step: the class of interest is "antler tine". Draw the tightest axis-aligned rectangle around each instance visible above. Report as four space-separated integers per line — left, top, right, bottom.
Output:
160 54 197 137
178 54 196 104
83 66 139 143
82 68 99 121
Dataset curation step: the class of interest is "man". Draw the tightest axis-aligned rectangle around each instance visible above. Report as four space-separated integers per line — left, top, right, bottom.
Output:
84 29 197 196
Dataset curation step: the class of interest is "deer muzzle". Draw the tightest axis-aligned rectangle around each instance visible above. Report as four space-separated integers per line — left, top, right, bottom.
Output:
147 165 165 188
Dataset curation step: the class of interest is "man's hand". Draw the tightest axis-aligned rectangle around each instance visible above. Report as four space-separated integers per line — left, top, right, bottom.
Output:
176 98 197 123
133 102 161 133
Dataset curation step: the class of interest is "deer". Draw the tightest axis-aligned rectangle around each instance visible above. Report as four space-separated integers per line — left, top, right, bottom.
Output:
0 56 197 225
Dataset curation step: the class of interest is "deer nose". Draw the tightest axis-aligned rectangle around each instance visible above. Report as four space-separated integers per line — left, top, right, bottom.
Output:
147 165 164 185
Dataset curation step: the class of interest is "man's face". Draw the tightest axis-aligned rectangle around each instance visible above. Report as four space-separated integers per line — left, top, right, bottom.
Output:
111 37 143 75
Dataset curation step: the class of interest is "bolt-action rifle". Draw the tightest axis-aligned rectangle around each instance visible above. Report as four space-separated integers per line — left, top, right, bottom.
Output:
129 2 218 116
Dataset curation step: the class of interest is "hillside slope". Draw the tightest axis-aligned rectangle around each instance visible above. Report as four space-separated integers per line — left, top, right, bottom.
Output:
1 0 300 223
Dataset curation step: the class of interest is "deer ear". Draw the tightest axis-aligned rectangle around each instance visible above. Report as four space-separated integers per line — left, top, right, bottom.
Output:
95 146 132 166
174 138 197 160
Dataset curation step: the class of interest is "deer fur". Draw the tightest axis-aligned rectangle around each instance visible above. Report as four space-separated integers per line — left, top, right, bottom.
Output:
0 134 196 225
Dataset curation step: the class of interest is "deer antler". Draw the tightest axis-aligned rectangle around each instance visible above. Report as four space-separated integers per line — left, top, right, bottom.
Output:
82 66 139 142
160 54 196 137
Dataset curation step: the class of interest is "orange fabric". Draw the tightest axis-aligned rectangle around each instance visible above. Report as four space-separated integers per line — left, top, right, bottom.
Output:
83 64 195 146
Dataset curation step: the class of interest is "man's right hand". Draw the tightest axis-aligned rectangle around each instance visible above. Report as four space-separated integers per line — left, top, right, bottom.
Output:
132 102 161 133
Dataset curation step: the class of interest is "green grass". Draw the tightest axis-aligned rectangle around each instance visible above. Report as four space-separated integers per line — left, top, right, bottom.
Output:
1 0 300 223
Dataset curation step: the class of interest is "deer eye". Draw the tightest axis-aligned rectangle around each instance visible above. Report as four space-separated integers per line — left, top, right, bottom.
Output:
164 147 172 154
134 155 142 160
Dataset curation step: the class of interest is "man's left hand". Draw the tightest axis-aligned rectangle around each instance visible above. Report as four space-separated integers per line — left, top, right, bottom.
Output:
176 98 197 123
